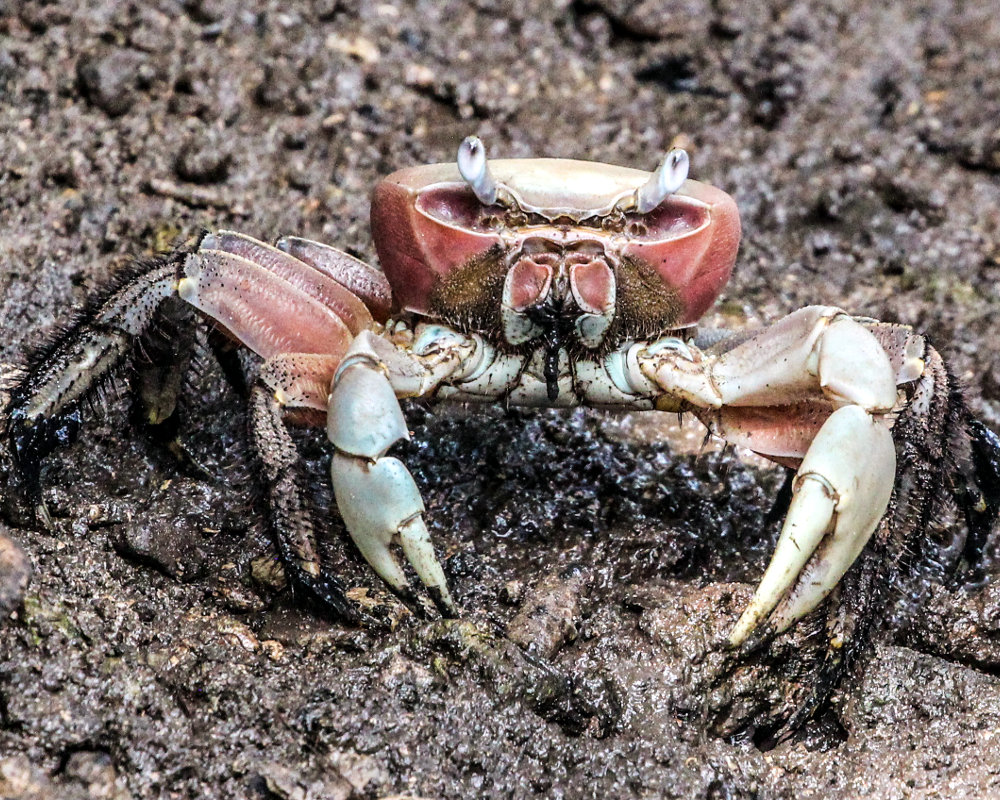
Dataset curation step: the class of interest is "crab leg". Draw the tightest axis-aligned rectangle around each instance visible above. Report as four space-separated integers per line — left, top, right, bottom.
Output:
9 262 178 436
5 259 183 517
249 370 359 623
178 233 371 359
632 306 902 643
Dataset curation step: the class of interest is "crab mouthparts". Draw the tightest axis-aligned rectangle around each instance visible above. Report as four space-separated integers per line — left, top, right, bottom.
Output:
500 244 618 401
522 295 580 402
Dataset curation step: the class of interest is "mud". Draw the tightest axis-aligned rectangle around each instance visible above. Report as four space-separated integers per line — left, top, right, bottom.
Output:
1 1 999 798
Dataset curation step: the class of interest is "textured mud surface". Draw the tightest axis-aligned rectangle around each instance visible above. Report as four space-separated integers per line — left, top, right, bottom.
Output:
2 1 1000 798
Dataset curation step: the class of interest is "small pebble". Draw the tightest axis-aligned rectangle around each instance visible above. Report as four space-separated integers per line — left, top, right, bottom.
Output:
76 50 142 117
174 129 231 184
0 533 31 616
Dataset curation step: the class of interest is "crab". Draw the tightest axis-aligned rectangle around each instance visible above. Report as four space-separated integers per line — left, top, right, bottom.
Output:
5 137 1000 731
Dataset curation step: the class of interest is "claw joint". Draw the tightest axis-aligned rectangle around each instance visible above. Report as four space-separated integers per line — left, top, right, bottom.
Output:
632 337 723 410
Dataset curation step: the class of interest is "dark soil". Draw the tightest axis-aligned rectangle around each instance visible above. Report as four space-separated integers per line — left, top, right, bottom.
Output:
1 1 999 798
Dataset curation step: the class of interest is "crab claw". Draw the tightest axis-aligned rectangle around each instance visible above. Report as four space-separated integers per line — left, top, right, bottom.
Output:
457 135 499 206
328 336 457 616
729 405 896 646
634 148 689 214
331 451 456 615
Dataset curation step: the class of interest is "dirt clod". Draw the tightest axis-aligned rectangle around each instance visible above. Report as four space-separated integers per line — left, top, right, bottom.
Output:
75 49 144 118
0 531 30 616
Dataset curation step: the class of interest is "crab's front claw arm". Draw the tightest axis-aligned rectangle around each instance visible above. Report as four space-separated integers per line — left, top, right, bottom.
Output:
327 331 458 616
729 405 895 645
632 307 903 645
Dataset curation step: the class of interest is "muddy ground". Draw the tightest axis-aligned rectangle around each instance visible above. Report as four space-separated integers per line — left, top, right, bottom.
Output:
1 1 999 798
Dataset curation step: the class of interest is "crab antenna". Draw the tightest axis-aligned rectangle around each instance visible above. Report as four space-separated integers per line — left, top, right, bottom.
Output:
457 136 499 206
634 148 690 214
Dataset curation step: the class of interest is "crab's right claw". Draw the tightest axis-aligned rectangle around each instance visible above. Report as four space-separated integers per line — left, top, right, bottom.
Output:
331 450 457 616
730 405 896 646
327 346 457 617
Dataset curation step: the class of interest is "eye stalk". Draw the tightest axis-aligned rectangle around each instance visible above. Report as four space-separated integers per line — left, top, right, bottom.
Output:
627 148 690 214
457 136 499 206
456 137 692 221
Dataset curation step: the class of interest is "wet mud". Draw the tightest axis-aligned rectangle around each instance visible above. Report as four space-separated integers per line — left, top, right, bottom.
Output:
1 2 999 798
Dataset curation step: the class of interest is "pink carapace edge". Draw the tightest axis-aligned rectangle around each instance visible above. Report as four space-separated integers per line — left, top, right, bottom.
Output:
371 159 741 328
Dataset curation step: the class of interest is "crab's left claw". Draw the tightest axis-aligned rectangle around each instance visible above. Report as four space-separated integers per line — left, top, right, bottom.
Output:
729 405 896 646
633 308 903 646
331 448 457 615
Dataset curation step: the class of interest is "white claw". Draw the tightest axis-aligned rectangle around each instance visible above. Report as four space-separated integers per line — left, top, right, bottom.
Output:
328 361 409 459
457 135 498 206
635 148 689 214
729 405 896 646
353 531 410 595
399 516 457 614
331 451 455 613
728 478 835 645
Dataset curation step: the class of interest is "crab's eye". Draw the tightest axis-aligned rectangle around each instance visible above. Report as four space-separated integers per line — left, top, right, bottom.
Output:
457 135 499 206
633 148 690 214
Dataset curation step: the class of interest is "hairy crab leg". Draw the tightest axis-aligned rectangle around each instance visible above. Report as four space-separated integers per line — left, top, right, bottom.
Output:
10 262 179 433
249 375 359 623
5 257 183 516
632 306 903 643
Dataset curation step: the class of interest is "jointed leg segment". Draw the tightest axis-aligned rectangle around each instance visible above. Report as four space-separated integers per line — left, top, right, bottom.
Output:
249 380 359 623
7 258 183 510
